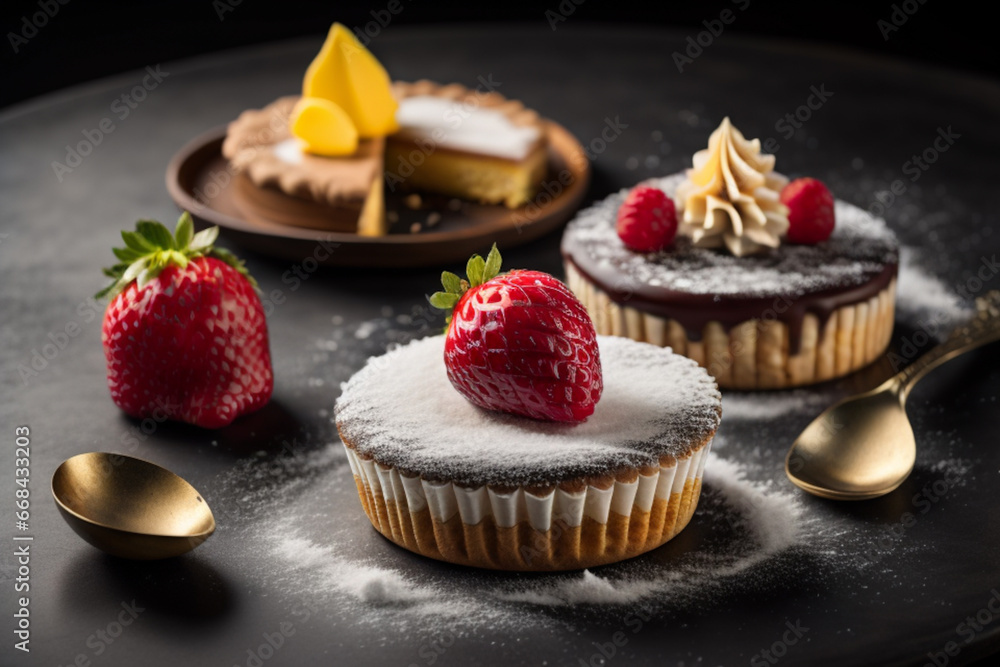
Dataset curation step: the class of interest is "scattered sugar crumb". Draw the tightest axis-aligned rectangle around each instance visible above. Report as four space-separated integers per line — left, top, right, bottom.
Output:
354 321 378 340
209 257 977 638
896 246 972 335
721 390 830 422
564 173 898 298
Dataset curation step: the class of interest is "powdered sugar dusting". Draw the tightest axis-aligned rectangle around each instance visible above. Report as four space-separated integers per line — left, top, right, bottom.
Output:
562 173 899 297
213 264 976 639
226 445 823 622
496 452 808 607
721 390 831 422
897 246 972 333
335 335 721 487
276 536 449 608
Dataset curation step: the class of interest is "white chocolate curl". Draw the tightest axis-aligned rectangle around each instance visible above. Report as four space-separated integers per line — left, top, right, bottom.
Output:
675 117 790 257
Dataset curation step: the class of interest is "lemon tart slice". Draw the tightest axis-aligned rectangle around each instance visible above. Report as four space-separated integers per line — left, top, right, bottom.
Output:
221 23 549 236
386 80 548 209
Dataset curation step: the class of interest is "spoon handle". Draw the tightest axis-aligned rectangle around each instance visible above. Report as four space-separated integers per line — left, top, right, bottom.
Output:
897 290 1000 399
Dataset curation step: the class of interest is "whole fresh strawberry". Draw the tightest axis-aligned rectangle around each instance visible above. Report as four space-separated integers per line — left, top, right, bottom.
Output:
97 212 273 428
430 245 602 422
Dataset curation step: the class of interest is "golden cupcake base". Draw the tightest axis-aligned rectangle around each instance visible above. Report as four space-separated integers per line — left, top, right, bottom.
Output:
565 262 896 389
344 438 712 572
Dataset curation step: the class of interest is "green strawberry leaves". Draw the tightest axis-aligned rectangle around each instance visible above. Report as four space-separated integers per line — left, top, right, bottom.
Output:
429 244 502 323
174 213 194 248
466 255 485 287
483 244 502 283
136 220 175 250
97 212 258 299
189 226 219 254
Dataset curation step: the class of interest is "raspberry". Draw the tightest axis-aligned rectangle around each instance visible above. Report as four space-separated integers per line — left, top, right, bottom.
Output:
615 186 678 252
781 178 836 244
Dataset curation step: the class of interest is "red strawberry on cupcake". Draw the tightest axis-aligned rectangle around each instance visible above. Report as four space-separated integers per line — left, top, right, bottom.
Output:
97 212 273 428
781 177 836 244
430 245 602 422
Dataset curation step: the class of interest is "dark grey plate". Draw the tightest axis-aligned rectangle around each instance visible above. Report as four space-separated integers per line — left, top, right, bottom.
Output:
1 23 999 667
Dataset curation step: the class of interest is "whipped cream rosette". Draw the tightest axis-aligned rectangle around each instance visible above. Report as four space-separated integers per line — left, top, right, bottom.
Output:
675 117 790 257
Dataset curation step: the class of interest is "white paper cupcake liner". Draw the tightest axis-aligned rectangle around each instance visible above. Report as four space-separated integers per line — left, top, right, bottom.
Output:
343 437 712 571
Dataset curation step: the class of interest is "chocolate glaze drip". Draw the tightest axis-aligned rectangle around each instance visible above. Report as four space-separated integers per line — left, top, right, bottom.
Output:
563 255 896 354
560 174 900 354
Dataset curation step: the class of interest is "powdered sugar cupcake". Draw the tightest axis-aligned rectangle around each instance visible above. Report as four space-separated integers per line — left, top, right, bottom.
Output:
335 247 721 571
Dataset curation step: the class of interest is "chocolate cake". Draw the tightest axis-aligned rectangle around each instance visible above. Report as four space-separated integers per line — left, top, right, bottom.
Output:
561 173 899 389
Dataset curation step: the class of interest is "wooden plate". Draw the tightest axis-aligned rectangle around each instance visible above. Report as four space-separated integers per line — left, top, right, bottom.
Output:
165 123 590 268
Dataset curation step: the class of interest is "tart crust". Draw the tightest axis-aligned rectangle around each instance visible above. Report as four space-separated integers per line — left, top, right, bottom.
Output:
222 96 383 207
220 82 550 233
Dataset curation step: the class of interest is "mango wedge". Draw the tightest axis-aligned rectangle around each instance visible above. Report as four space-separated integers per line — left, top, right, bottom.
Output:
303 23 399 138
290 97 359 156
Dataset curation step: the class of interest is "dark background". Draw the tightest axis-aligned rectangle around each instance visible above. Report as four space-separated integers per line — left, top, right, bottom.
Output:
1 0 997 110
3 2 1000 666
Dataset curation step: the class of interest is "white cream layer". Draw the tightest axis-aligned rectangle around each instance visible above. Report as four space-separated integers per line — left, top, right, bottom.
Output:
273 138 304 164
345 439 711 531
394 95 541 161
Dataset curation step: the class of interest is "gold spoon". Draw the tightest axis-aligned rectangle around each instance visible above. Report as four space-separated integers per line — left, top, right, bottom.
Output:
52 452 216 559
786 290 1000 501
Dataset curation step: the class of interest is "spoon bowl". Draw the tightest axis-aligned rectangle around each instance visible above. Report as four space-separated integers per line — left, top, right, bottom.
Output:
786 380 915 500
785 291 1000 501
52 452 215 559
